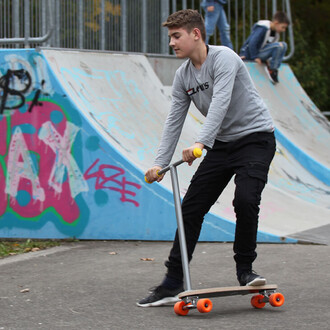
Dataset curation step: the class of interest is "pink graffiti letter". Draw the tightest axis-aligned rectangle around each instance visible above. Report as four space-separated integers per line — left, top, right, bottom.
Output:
6 126 45 202
38 121 88 198
85 159 141 207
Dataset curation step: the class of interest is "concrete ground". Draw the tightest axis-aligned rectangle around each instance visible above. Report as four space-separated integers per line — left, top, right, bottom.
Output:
1 241 329 330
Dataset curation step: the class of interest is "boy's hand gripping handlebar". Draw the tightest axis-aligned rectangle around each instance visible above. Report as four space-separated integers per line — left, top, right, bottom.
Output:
145 148 202 184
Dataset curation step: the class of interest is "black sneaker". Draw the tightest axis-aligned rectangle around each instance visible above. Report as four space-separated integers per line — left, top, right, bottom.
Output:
264 65 279 84
238 270 267 286
136 285 183 307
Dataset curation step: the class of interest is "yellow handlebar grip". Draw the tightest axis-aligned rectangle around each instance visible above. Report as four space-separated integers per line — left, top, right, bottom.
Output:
145 171 162 184
193 148 202 158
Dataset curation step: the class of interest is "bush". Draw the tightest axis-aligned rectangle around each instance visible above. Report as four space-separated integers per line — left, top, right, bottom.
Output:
290 18 329 112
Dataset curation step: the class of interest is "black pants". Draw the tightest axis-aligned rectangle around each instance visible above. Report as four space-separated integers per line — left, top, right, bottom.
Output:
165 132 276 281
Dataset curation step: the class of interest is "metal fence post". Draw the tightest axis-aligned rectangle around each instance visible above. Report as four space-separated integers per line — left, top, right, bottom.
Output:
24 0 30 47
100 0 105 50
121 0 127 52
172 0 177 13
160 0 170 54
272 0 277 15
283 0 294 60
78 0 83 49
242 0 246 44
142 0 147 53
12 0 20 48
235 0 238 52
42 0 47 45
54 0 60 47
250 0 253 31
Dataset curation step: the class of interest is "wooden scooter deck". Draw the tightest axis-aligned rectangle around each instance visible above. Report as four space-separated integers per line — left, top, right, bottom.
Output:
179 284 278 300
175 284 284 315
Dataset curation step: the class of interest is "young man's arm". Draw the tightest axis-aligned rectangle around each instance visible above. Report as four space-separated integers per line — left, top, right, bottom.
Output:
196 50 239 148
145 72 191 183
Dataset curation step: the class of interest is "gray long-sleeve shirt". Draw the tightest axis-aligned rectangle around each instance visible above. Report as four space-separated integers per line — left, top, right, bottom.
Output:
154 45 274 168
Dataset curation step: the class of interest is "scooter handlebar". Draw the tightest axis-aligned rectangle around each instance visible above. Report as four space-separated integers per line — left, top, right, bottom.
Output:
144 148 202 184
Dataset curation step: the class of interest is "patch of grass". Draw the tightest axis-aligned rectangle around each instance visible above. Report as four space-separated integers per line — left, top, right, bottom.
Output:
0 239 61 259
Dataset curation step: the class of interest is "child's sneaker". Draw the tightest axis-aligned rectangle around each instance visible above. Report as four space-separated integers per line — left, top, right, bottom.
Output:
264 65 279 84
238 270 267 286
136 284 183 307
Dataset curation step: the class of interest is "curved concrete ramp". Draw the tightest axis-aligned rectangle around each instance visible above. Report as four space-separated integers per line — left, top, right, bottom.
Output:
0 48 329 244
245 63 330 244
246 63 330 185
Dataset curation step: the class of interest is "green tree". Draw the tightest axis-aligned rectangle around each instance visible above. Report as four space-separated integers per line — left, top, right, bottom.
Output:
289 0 330 113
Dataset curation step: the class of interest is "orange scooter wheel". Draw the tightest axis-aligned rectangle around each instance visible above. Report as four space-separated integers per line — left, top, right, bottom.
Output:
269 292 285 307
174 300 190 316
197 298 213 313
251 294 266 309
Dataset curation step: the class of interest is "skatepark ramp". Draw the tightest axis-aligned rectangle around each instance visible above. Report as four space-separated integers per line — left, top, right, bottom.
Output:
0 48 329 244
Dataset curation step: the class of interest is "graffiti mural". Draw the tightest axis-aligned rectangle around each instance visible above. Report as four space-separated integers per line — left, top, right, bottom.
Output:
0 50 145 239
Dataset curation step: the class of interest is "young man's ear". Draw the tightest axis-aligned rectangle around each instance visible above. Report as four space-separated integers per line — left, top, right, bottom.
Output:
192 28 202 40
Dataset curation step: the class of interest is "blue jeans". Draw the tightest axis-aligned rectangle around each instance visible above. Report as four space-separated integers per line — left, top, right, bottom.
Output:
202 2 233 49
257 42 287 70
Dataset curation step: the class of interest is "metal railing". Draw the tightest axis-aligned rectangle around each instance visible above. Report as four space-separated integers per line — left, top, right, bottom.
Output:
0 0 54 47
0 0 294 59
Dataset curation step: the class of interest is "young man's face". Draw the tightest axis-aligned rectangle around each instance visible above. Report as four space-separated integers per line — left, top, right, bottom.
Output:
273 21 288 33
168 27 197 58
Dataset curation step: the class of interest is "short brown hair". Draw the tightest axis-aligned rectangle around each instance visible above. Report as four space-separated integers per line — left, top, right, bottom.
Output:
162 9 206 41
273 11 290 25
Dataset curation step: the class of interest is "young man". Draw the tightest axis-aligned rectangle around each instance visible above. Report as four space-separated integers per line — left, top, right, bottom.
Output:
137 9 276 307
240 11 290 83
